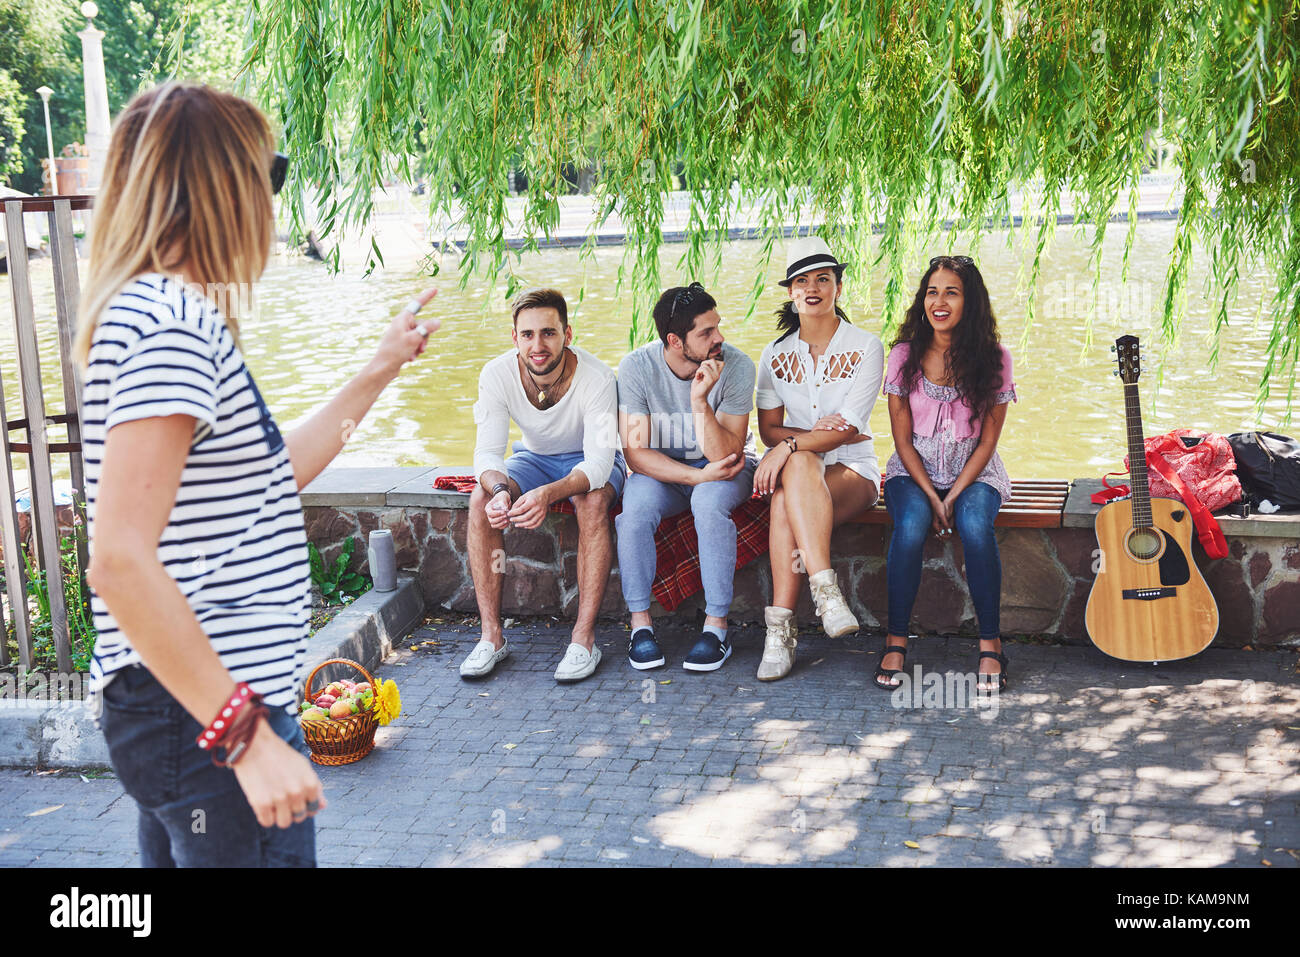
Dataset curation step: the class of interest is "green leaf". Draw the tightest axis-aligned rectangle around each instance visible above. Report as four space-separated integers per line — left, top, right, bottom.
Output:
232 0 1300 420
307 543 325 584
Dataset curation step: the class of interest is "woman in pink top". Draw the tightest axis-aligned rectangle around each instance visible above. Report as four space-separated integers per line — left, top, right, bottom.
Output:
876 256 1017 692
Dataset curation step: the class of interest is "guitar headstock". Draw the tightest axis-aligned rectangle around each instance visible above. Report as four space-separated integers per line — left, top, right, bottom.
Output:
1112 335 1141 384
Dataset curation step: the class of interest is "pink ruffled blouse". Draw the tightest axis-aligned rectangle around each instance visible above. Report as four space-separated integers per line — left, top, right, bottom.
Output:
881 341 1017 502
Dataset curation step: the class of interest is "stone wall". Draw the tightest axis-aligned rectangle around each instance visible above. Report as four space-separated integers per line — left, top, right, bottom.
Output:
301 472 1300 648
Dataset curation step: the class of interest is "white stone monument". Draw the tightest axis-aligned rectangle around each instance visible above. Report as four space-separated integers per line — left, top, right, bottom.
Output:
36 85 56 195
78 2 111 191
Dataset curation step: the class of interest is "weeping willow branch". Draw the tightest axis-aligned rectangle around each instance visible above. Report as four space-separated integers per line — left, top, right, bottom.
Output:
238 0 1300 418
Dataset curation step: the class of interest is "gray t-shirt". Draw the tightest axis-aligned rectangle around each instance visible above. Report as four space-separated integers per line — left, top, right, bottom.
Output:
617 341 757 461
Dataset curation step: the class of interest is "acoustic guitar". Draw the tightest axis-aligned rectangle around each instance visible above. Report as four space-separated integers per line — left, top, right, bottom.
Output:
1085 335 1218 662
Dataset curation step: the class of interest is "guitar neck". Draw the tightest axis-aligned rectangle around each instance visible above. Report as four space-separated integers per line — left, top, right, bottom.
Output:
1123 382 1152 525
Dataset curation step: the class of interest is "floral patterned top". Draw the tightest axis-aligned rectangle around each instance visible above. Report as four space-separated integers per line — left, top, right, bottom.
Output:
882 343 1017 503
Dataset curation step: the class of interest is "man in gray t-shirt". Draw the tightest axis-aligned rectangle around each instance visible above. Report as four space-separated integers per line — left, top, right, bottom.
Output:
616 283 758 673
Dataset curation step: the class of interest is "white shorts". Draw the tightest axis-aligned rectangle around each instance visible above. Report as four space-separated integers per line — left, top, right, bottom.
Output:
823 442 880 489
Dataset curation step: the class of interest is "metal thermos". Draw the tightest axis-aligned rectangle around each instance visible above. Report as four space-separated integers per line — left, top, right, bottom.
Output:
367 529 397 592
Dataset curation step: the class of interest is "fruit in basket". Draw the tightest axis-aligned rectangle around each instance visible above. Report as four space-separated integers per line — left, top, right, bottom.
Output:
329 699 353 719
313 693 337 708
325 682 348 698
301 706 330 721
354 682 371 695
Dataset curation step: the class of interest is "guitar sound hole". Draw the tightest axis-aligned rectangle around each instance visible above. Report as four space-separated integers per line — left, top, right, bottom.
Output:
1126 526 1163 561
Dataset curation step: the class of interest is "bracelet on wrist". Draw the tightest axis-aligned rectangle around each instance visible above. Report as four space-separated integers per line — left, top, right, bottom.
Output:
196 682 267 767
783 436 798 454
196 682 256 752
491 483 510 497
211 700 268 768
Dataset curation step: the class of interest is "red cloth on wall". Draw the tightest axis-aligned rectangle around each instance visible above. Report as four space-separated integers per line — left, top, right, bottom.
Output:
1124 429 1242 512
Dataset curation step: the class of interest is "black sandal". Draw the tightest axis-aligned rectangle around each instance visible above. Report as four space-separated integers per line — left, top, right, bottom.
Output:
874 643 908 690
978 649 1009 692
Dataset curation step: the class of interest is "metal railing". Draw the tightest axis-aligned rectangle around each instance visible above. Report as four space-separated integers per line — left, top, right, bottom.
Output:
1 195 93 673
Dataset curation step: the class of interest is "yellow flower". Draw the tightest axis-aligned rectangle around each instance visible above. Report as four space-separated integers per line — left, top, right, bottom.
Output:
372 678 402 726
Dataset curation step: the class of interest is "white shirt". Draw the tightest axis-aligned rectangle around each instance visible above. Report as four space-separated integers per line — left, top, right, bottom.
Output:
756 319 886 483
473 346 620 490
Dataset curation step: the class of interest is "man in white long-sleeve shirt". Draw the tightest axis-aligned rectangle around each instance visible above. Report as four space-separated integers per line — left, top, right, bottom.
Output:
463 288 625 683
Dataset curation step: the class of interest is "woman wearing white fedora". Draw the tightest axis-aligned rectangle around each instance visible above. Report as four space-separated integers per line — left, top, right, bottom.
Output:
752 236 885 680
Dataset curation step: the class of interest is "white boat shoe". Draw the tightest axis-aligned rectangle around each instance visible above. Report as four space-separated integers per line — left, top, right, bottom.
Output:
459 638 509 678
554 642 602 682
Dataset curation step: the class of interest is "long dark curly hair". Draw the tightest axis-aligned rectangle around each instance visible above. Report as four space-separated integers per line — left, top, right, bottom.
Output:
892 257 1003 430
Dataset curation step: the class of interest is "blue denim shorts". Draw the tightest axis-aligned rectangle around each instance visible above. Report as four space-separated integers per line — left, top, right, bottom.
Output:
505 442 627 500
99 665 316 868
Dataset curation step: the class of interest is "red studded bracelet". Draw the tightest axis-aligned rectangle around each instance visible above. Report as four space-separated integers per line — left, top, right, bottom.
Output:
196 683 256 752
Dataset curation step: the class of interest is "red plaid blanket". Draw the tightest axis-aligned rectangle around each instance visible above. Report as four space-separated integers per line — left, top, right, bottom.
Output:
433 475 770 611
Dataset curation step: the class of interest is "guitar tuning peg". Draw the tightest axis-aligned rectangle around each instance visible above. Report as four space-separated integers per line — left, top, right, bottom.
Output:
1110 344 1116 352
1112 370 1119 376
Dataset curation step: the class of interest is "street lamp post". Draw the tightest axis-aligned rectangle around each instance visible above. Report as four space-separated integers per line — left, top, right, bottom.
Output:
77 1 111 191
35 85 56 196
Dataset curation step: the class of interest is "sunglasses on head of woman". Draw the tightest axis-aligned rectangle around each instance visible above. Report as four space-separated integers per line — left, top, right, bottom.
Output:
929 255 974 268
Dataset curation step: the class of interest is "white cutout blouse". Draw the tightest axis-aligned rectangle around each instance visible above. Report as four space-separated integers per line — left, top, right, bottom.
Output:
755 319 886 486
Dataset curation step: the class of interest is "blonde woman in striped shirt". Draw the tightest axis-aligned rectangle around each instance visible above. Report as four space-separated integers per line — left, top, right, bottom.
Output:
77 83 436 867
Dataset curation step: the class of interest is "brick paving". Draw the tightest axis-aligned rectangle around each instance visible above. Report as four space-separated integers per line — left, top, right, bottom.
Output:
1 620 1297 867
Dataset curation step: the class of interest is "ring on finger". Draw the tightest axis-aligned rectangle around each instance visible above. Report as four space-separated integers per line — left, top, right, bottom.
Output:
403 297 424 316
306 799 321 813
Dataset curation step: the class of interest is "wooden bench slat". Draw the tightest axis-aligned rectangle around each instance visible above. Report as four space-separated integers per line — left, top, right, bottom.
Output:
994 512 1067 528
849 479 1070 529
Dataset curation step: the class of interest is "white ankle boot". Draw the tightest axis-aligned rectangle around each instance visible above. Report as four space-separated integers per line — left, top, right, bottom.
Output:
757 606 797 681
809 569 859 637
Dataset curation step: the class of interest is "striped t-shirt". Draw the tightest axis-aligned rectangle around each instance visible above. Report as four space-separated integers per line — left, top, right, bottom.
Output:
83 273 311 710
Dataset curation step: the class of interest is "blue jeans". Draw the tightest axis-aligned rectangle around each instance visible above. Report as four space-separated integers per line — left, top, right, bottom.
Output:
99 665 316 867
885 475 1002 639
616 459 756 618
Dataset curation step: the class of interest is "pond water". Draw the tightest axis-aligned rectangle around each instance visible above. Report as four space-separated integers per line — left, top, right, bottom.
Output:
0 220 1291 490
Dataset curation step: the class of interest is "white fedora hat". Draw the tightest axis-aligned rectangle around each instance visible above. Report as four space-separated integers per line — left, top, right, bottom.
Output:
779 235 847 287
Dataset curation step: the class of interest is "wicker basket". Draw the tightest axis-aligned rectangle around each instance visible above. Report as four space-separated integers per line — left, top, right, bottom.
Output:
300 658 380 766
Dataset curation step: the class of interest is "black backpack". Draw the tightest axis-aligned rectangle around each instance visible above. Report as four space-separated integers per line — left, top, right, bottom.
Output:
1227 432 1300 511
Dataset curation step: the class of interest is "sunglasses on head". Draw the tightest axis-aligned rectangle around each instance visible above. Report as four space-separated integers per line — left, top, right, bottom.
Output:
930 255 974 267
270 152 288 195
671 281 705 320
